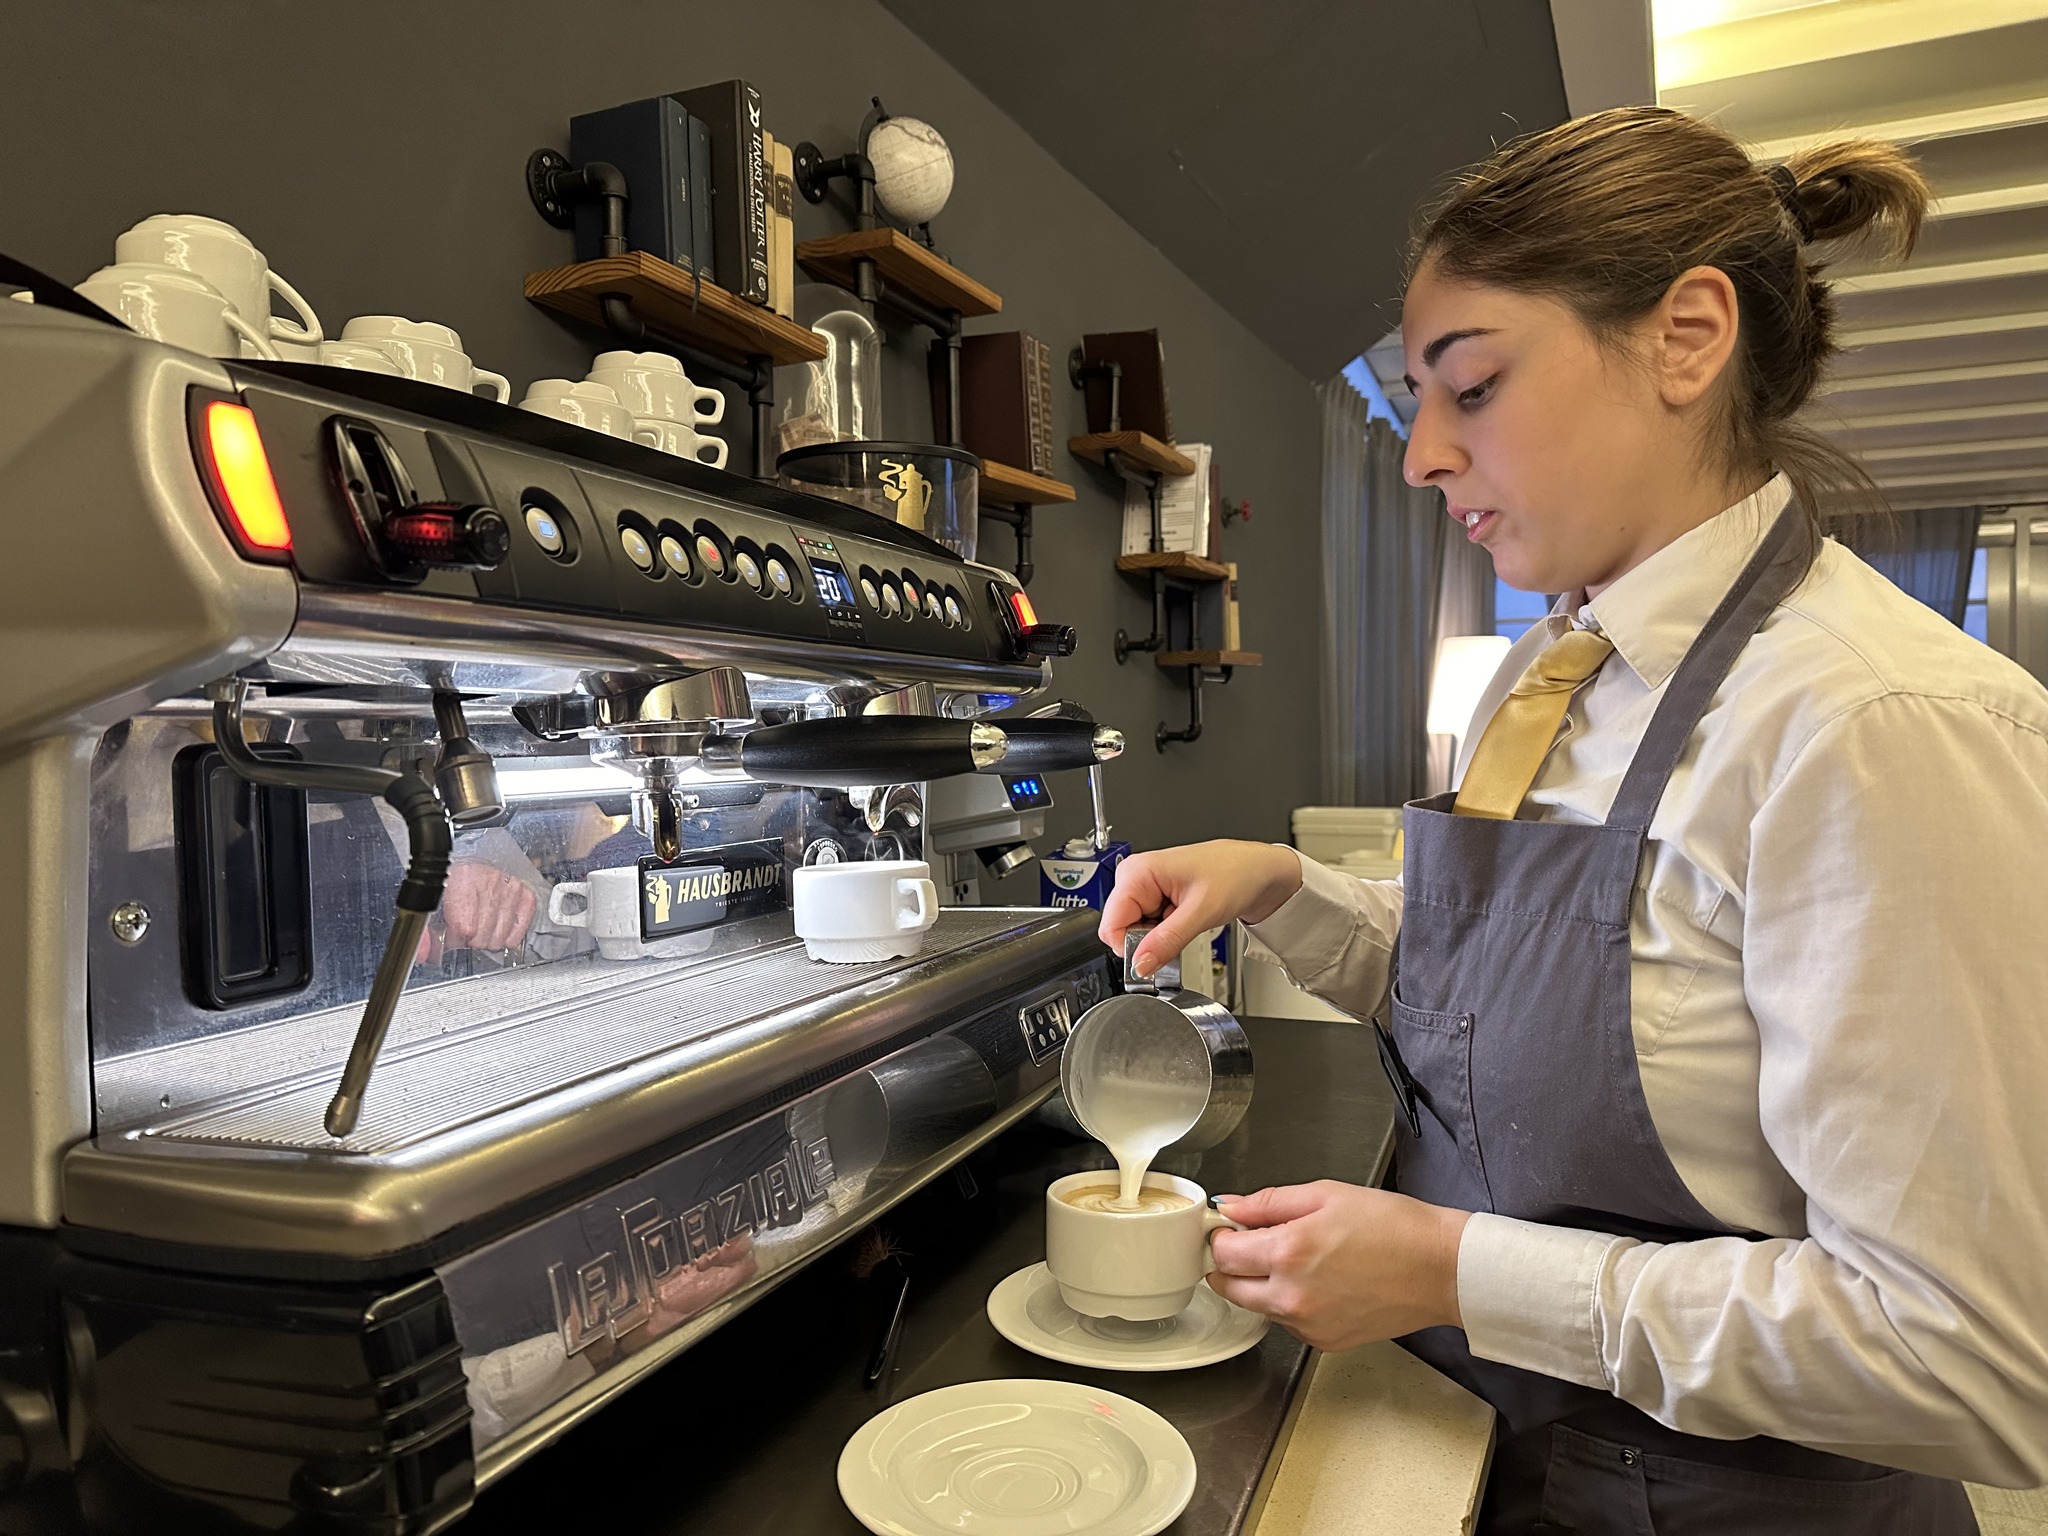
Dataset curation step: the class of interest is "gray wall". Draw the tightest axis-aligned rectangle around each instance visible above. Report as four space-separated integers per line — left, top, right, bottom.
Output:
6 0 1324 887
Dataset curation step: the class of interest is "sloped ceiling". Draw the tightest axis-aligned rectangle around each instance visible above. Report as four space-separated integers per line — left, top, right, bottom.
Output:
877 0 1577 380
1658 0 2048 511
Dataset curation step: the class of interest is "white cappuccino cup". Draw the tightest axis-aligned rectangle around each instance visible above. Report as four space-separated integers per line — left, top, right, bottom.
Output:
632 415 729 469
76 262 279 360
114 213 322 352
315 340 403 374
588 349 724 425
792 859 938 963
339 316 512 401
547 867 714 962
519 378 653 441
1044 1169 1238 1321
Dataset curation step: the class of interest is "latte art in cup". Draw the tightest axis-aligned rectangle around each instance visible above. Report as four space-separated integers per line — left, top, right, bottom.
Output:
1056 1184 1196 1215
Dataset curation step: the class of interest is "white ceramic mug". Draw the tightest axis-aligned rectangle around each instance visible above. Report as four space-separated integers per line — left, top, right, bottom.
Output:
587 349 724 425
113 213 322 350
339 316 512 401
519 378 653 441
792 858 938 963
632 415 729 469
547 867 713 962
1043 1169 1238 1321
315 339 403 374
76 262 279 360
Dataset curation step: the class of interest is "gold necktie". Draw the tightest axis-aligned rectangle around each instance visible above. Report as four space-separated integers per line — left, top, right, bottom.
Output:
1452 628 1615 820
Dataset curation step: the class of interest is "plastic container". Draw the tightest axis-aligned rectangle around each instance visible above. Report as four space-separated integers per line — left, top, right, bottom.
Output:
778 440 981 560
1289 806 1404 865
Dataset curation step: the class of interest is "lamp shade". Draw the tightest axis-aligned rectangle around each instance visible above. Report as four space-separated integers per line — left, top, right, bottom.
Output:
1427 634 1513 738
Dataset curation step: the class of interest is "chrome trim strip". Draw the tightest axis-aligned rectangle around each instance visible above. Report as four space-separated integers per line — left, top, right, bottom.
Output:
472 1077 1059 1487
63 910 1100 1258
279 587 1051 695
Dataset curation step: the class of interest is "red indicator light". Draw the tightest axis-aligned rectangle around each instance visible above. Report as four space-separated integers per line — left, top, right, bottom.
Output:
203 400 292 553
1009 589 1039 630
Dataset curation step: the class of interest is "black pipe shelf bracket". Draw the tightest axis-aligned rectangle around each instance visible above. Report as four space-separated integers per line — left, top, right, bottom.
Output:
980 502 1034 587
525 148 780 478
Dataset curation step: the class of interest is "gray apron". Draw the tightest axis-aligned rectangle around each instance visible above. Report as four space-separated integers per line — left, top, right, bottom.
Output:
1381 504 1979 1534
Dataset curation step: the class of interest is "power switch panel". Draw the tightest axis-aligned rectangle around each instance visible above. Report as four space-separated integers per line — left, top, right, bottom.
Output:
1018 993 1072 1066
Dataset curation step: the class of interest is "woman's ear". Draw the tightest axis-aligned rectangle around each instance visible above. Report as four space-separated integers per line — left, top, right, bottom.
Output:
1654 265 1741 408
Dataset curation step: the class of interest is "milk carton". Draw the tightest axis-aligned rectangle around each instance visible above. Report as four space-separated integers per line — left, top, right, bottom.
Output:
1038 838 1130 912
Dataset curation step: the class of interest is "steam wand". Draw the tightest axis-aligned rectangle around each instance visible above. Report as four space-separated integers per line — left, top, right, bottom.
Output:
207 678 452 1138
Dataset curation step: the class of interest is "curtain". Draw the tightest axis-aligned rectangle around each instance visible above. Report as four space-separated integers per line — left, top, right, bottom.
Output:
1861 507 1982 626
1427 503 1496 794
1318 380 1451 806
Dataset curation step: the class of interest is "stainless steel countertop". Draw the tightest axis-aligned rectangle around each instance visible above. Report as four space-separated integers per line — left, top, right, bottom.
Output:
464 1015 1395 1535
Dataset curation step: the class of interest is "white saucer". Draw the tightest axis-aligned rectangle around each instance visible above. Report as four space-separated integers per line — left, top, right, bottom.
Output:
838 1377 1195 1536
987 1263 1270 1372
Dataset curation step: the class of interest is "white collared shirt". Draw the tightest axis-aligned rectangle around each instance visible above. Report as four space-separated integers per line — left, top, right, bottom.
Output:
1248 476 2048 1484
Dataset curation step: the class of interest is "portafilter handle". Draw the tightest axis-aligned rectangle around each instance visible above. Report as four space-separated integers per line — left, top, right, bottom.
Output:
700 715 1008 789
978 718 1124 774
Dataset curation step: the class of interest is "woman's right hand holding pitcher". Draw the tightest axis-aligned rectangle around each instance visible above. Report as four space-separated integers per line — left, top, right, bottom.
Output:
1098 840 1304 979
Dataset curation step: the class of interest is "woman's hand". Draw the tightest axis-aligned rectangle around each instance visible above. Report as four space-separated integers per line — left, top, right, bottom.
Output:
418 860 539 963
1098 840 1303 978
1207 1181 1471 1352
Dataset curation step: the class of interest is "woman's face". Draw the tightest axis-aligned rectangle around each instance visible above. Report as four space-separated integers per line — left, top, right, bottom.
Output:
1400 260 1726 597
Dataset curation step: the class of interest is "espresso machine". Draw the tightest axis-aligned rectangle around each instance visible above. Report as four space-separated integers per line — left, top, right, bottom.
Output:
0 286 1127 1533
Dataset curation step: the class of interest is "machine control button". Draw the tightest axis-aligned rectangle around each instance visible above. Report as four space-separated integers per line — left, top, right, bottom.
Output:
659 534 692 578
619 525 655 572
860 577 881 609
523 505 566 556
944 595 963 627
734 550 763 590
695 533 726 578
1019 993 1072 1066
902 577 922 611
881 583 902 616
766 557 794 596
925 590 942 620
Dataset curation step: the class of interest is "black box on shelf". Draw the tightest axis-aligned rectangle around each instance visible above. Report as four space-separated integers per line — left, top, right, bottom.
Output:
675 79 771 306
569 95 715 282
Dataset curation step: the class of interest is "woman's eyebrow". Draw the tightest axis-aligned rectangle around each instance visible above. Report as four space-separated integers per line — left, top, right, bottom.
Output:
1401 327 1499 394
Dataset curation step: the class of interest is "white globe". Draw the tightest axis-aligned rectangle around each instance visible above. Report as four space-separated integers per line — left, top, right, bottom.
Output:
868 116 954 226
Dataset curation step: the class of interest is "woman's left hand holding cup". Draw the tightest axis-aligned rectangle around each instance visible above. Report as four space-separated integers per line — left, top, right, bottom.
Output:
1206 1182 1473 1352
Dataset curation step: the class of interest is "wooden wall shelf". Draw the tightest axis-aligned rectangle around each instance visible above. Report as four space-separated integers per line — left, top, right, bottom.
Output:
797 229 1002 317
1156 650 1262 669
1116 551 1228 581
981 461 1075 505
1068 432 1195 478
525 255 828 368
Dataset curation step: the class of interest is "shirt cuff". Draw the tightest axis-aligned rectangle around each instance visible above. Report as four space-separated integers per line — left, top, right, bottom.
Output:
1457 1211 1624 1391
1242 849 1360 980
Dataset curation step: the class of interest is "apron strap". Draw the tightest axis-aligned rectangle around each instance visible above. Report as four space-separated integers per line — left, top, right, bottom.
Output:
1604 502 1816 835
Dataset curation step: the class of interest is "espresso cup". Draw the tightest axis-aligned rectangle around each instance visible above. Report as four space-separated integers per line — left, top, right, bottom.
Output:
588 349 724 425
632 415 729 469
75 262 279 360
1043 1169 1237 1321
339 315 512 401
113 213 322 349
791 858 938 963
519 378 650 441
547 867 713 962
314 339 402 374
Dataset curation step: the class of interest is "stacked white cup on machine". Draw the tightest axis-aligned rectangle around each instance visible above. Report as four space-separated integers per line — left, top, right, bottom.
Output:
585 349 728 468
77 213 325 362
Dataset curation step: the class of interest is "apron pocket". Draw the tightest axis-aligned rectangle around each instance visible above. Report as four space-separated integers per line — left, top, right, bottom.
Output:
1539 1424 1961 1536
1389 987 1493 1208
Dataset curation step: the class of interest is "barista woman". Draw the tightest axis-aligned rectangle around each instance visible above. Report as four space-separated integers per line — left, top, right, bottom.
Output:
1101 107 2048 1533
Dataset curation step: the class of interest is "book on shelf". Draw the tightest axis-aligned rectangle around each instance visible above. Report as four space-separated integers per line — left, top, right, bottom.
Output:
567 95 714 282
929 331 1054 475
771 135 796 318
674 79 770 306
1121 440 1212 557
1223 562 1243 651
763 130 783 315
1081 330 1173 442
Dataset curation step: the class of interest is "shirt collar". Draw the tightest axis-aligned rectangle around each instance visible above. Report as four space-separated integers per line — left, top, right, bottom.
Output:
1542 475 1795 689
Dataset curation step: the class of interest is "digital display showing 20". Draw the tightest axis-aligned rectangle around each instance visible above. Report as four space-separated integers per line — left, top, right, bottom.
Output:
808 558 857 611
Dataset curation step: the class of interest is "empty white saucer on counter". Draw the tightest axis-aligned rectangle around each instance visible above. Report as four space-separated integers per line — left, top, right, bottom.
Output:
838 1378 1194 1536
988 1262 1268 1372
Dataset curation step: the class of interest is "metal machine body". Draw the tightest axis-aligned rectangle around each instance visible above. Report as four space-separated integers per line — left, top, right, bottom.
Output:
0 301 1111 1532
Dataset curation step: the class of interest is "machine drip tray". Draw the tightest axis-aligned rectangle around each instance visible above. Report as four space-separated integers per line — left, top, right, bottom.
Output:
66 907 1107 1266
